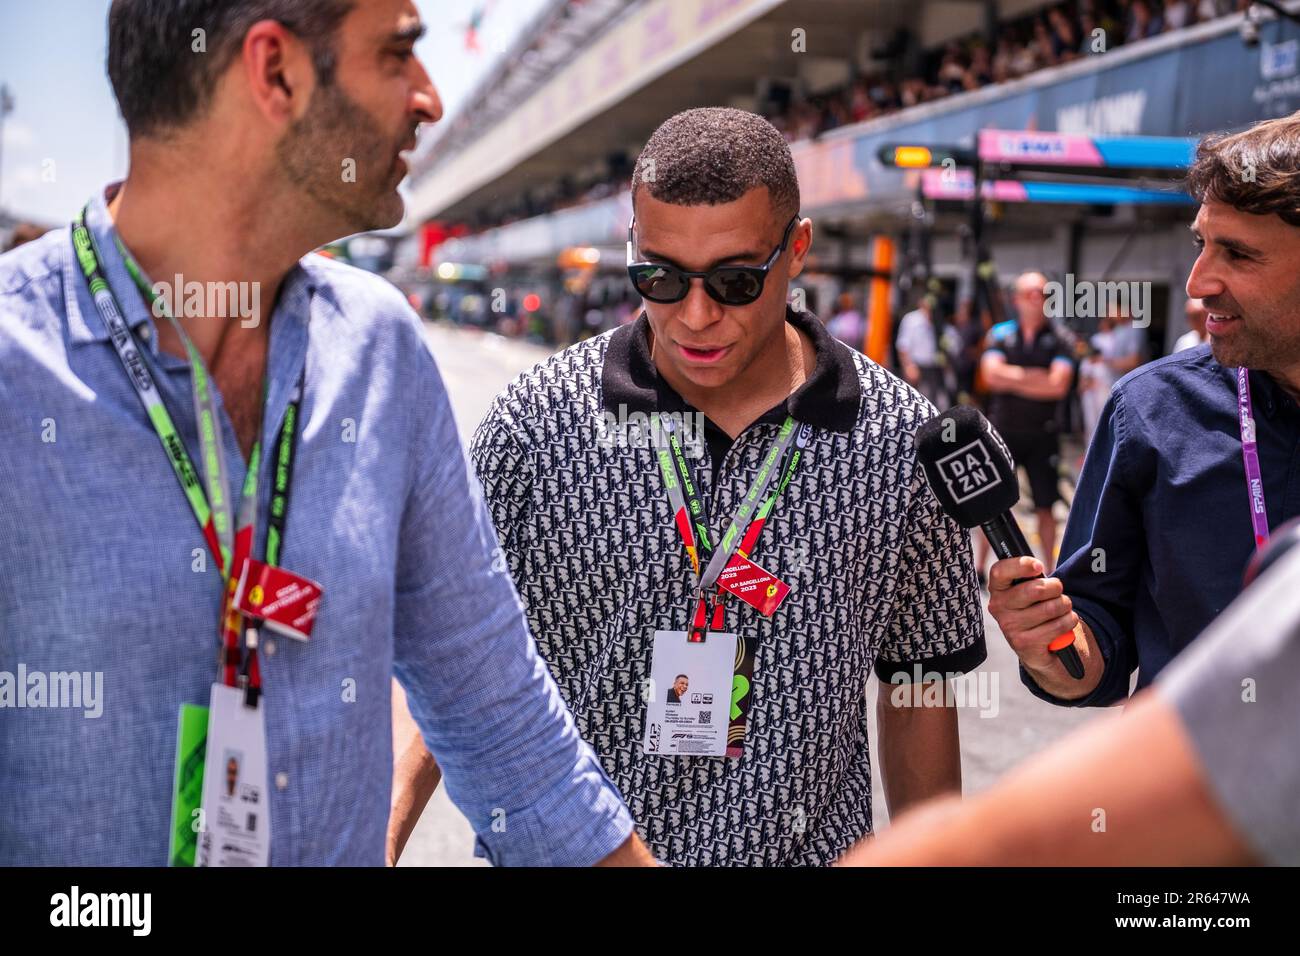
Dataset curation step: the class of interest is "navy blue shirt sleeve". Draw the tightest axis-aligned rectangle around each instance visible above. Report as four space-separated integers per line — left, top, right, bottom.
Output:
1020 388 1143 707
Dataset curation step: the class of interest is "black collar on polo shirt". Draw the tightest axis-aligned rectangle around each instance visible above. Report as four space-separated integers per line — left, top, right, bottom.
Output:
601 305 862 433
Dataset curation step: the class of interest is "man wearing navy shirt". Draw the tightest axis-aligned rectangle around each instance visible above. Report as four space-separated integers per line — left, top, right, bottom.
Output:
988 112 1300 706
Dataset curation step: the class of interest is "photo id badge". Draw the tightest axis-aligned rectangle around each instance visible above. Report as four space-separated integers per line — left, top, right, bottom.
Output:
195 683 271 867
643 629 737 757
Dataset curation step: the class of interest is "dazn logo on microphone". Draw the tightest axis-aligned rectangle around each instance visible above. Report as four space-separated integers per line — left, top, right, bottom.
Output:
936 439 997 504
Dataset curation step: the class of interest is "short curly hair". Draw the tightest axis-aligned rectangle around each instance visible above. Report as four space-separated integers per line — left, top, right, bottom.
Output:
632 108 800 221
1185 111 1300 228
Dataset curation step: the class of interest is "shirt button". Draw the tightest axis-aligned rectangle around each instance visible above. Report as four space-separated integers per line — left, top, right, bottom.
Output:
264 638 277 656
139 325 151 341
275 772 289 791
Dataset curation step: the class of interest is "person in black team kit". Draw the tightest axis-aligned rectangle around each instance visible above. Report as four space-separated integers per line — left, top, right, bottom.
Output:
975 272 1075 577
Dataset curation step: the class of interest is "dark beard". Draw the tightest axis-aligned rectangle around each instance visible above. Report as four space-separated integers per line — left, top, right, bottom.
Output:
1210 322 1300 383
276 82 406 237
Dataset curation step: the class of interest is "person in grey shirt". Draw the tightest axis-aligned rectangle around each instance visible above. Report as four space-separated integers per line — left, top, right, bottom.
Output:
1156 532 1300 866
839 534 1300 865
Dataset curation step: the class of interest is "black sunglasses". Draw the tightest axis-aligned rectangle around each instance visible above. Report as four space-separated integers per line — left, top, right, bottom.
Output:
626 215 800 306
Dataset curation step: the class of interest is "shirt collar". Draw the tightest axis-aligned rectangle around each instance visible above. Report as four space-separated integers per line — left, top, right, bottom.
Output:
64 182 315 355
64 183 154 347
1016 318 1055 345
63 184 314 452
601 305 861 432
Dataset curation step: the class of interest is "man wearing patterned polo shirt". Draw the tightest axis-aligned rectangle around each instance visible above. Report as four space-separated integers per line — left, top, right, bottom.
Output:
394 109 987 865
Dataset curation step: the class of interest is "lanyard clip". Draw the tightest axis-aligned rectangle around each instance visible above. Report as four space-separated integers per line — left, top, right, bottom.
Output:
689 587 710 643
238 627 262 709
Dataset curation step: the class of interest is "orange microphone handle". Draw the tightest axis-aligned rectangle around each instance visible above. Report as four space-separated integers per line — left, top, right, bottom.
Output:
1049 635 1085 679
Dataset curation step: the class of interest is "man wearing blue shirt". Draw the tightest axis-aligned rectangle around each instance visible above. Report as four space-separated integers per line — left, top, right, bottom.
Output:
988 113 1300 706
0 0 651 866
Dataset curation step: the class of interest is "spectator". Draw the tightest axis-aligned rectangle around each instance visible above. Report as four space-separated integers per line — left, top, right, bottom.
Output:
1175 296 1210 351
827 291 866 347
965 44 994 89
459 0 1229 237
1078 6 1105 55
870 77 901 110
1009 33 1040 76
1034 16 1061 67
1165 0 1194 29
938 43 968 94
848 80 873 122
1048 7 1080 61
840 534 1300 867
1078 309 1143 447
944 296 986 403
896 294 952 408
1 0 650 869
1093 0 1124 44
1126 0 1164 43
1197 0 1231 21
976 272 1076 576
1079 315 1113 446
992 31 1017 79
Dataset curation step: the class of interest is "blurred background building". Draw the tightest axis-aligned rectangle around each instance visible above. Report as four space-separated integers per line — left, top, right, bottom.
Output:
388 0 1300 361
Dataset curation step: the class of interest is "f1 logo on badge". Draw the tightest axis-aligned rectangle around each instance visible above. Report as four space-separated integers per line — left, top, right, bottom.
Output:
936 438 997 505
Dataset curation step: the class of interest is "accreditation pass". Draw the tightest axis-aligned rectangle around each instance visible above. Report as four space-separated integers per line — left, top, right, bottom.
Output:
195 683 271 866
643 629 737 757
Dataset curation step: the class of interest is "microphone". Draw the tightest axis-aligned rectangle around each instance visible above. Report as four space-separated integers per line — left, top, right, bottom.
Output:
915 405 1085 680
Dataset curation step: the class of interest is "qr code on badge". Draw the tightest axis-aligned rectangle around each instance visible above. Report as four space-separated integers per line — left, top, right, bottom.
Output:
698 710 711 724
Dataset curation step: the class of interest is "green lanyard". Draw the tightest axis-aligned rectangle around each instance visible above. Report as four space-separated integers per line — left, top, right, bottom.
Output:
655 413 809 638
71 205 299 577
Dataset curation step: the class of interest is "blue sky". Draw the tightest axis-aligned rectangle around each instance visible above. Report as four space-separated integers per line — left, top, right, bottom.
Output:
0 0 549 224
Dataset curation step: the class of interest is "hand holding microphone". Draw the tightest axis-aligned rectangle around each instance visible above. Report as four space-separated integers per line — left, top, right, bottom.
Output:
985 556 1087 683
916 406 1088 683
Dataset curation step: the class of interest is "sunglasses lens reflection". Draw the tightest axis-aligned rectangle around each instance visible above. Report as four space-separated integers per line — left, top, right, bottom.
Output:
632 265 688 302
709 269 763 305
629 264 766 305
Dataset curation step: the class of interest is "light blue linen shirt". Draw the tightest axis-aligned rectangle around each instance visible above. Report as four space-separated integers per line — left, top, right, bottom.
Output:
0 187 633 866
